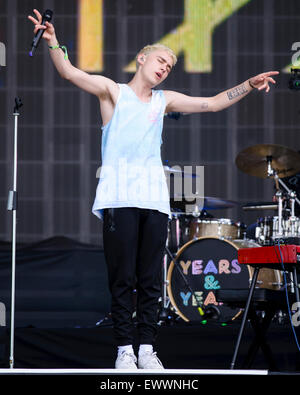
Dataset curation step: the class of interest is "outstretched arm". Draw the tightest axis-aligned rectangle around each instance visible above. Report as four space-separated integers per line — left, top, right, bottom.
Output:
164 71 279 114
28 9 118 99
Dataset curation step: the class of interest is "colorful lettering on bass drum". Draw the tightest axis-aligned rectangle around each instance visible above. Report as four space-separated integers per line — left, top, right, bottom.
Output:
167 238 258 322
181 258 241 276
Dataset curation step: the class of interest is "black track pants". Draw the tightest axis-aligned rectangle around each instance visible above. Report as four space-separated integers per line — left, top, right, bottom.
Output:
103 208 168 346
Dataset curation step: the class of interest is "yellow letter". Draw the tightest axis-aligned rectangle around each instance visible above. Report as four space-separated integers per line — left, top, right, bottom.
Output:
124 0 251 73
78 0 103 72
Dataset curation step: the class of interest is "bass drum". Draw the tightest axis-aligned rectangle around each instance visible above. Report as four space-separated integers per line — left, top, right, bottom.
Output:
167 237 282 323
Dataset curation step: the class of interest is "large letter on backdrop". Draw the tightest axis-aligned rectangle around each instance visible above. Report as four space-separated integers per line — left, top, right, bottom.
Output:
124 0 251 73
78 0 251 73
78 0 103 72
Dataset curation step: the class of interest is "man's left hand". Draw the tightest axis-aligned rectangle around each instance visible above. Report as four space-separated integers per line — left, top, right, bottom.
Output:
249 71 279 92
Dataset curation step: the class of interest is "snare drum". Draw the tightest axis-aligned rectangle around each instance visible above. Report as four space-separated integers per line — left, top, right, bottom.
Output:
167 237 282 322
189 218 241 240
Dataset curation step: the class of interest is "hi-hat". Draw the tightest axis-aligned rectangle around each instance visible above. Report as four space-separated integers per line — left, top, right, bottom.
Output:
235 144 300 178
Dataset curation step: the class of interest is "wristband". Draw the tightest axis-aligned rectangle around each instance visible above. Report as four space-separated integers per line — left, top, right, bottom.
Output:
48 43 68 60
248 79 255 89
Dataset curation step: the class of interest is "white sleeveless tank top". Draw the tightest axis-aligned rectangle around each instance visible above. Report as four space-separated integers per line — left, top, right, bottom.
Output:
92 84 171 220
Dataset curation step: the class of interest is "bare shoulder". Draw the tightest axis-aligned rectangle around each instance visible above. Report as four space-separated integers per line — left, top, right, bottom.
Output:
163 90 190 112
163 90 176 101
162 90 178 110
92 75 120 103
67 67 120 103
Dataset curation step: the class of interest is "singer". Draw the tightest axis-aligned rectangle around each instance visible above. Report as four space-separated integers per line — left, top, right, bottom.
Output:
28 8 278 370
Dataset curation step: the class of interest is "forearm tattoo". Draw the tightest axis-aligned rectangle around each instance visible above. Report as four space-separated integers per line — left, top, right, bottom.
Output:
227 83 248 101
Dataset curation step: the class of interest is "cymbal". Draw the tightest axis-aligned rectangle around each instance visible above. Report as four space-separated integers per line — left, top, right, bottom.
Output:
235 144 300 178
171 195 239 210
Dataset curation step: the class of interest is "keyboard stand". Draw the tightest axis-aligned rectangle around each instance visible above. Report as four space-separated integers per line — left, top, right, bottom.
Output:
229 262 299 370
242 304 279 370
230 266 260 370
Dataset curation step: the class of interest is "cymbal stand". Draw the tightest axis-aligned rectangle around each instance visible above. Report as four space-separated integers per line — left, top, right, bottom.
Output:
175 214 181 251
160 236 171 319
275 189 283 236
266 155 300 208
266 156 300 302
277 177 300 208
159 215 182 323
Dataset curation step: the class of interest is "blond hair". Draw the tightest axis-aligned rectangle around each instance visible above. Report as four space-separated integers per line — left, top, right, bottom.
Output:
135 43 177 70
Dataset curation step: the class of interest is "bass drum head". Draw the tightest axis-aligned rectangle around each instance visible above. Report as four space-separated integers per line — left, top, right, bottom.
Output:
167 237 258 323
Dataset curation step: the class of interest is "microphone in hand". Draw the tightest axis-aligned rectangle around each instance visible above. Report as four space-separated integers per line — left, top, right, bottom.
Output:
29 9 53 57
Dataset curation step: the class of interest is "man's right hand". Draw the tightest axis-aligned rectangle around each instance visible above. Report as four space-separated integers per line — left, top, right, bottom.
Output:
28 9 56 43
27 7 119 123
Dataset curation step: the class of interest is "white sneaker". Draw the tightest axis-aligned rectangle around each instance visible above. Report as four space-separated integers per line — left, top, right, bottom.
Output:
115 351 138 369
138 351 164 369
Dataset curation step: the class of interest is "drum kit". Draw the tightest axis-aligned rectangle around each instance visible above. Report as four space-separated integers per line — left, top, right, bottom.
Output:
161 143 300 324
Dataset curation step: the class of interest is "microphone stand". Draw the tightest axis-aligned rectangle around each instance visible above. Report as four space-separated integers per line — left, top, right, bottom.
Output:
7 97 23 369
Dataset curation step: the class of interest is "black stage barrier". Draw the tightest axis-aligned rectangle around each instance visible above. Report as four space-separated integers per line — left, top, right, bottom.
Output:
0 236 111 328
0 237 300 371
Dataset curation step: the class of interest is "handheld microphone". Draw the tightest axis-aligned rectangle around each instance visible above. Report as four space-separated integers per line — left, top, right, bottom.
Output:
29 9 53 57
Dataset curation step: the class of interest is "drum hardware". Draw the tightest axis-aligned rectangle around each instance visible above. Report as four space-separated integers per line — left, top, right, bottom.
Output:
250 277 282 289
171 194 239 213
164 164 200 179
268 154 300 238
242 202 278 211
167 210 192 253
159 231 182 325
160 240 171 322
236 144 300 245
160 242 207 323
161 214 188 319
170 211 182 252
169 195 241 245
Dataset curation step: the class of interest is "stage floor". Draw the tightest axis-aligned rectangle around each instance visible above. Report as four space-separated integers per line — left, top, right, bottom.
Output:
0 320 300 373
0 368 268 375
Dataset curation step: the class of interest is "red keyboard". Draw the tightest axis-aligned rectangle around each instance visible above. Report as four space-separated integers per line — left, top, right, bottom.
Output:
238 245 300 265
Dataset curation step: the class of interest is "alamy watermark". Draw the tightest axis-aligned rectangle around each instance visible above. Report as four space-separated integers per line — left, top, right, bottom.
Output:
95 160 205 214
292 302 300 327
0 42 6 67
291 42 300 67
